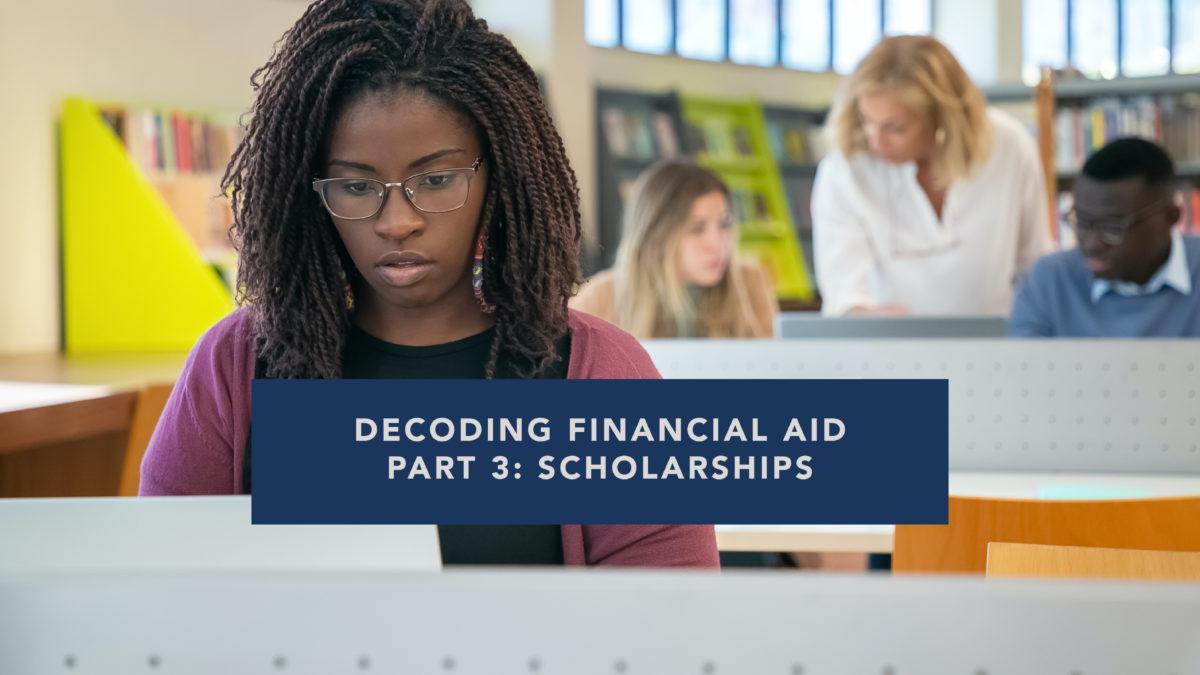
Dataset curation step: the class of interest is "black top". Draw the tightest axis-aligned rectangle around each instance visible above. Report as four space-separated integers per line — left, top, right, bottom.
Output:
343 323 569 566
342 324 570 380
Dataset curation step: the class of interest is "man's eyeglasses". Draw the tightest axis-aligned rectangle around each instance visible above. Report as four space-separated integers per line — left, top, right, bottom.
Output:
1064 196 1174 246
312 158 482 220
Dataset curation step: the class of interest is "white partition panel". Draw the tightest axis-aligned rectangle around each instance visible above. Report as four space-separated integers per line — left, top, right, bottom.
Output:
1 571 1198 674
0 497 441 574
644 339 1200 473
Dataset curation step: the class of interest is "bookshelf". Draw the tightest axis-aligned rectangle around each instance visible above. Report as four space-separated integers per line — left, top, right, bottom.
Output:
678 95 815 304
593 88 688 272
762 105 826 294
59 98 236 353
984 72 1200 245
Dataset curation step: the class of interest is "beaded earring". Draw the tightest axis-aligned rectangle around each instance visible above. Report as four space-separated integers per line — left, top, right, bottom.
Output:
473 236 495 314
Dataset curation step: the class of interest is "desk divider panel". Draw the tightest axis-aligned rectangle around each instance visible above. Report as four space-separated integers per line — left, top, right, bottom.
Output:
2 571 1198 674
644 339 1200 473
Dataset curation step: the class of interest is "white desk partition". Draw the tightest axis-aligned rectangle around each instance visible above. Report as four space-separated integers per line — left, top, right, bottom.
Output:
644 339 1200 473
0 497 441 574
2 571 1199 673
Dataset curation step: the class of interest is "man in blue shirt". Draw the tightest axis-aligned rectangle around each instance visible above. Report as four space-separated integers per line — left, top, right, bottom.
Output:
1010 138 1200 337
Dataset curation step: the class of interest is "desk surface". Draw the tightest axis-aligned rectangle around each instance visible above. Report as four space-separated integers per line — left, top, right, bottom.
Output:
0 352 187 389
716 471 1200 553
0 381 114 414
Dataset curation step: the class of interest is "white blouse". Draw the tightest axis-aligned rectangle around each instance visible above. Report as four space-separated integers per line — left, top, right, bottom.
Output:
812 108 1051 317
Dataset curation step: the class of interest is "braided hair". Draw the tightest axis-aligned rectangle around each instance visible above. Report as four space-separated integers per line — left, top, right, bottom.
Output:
222 0 582 379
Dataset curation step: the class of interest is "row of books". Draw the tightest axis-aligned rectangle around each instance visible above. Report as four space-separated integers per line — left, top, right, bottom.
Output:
599 102 826 168
99 107 243 175
600 106 681 160
764 117 824 165
1054 95 1200 172
730 187 771 226
683 118 755 160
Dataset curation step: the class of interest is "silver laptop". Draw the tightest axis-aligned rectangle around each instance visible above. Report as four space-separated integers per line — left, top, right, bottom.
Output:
776 313 1008 339
0 496 441 573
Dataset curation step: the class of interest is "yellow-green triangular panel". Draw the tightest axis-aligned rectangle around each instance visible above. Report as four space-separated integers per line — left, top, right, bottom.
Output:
61 98 233 353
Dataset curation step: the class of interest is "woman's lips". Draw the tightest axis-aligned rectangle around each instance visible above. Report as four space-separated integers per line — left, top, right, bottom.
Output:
376 261 433 288
375 251 433 288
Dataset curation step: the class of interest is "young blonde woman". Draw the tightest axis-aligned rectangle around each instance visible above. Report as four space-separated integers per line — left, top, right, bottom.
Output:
813 35 1051 317
572 161 777 338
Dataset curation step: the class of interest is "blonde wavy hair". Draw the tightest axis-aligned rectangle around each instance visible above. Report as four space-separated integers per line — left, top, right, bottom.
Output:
612 161 762 338
827 35 992 187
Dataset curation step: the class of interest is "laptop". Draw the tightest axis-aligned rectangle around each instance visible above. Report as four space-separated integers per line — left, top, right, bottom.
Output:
776 313 1008 339
0 496 441 573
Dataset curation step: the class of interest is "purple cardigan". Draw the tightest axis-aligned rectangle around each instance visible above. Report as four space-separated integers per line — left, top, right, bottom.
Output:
139 307 720 568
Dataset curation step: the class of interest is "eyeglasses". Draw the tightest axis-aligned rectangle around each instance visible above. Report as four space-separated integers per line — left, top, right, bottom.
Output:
312 158 481 220
1064 196 1174 246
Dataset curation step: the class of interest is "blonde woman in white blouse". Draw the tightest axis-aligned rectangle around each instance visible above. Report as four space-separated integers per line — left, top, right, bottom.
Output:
812 35 1051 317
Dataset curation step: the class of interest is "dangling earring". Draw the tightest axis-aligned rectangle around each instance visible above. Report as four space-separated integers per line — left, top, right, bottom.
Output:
343 283 355 311
473 236 495 314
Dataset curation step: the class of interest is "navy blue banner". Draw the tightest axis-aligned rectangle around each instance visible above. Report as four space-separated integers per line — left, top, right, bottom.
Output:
251 379 947 525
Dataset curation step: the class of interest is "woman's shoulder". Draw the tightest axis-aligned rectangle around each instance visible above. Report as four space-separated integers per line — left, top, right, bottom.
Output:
193 306 256 363
180 306 257 392
569 270 618 319
566 309 660 379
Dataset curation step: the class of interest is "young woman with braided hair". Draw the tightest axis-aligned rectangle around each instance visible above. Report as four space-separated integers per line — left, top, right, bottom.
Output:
139 0 718 568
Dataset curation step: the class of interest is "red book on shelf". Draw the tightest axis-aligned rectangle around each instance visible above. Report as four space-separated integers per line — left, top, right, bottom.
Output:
175 113 192 173
1190 189 1200 235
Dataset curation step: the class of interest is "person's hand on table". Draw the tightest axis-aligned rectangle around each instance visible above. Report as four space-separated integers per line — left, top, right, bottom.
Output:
845 304 911 317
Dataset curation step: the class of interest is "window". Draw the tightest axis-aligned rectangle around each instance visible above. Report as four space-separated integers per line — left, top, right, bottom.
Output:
884 0 932 35
834 0 882 73
1072 0 1118 79
1176 0 1200 73
677 0 727 61
782 0 831 70
622 0 672 55
1122 0 1170 77
585 0 620 48
730 0 779 66
586 0 933 73
1023 0 1200 82
1023 0 1068 84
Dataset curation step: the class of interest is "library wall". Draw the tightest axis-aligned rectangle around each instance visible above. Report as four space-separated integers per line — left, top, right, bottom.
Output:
0 0 305 353
0 0 1023 354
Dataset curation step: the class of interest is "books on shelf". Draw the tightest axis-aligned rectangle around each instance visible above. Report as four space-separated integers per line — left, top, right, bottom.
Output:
729 186 772 229
684 118 756 161
1054 94 1200 173
600 105 679 161
764 117 824 165
98 106 243 176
